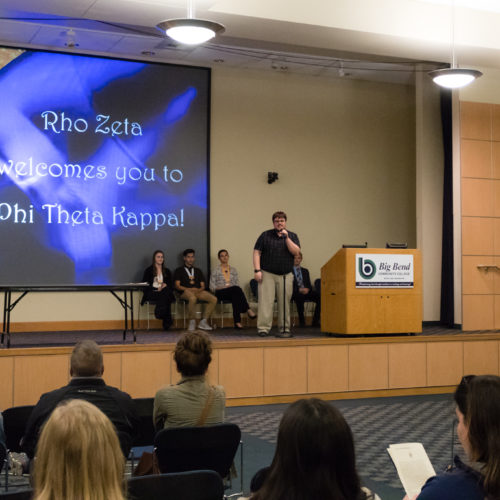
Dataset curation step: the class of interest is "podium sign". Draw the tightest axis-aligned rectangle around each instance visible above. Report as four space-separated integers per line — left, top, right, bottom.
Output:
356 253 414 288
321 248 422 335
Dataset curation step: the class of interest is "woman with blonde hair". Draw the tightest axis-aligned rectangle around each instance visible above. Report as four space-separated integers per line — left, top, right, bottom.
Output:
33 399 125 500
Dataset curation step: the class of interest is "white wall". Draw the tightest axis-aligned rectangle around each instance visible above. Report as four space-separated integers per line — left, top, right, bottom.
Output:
210 67 416 288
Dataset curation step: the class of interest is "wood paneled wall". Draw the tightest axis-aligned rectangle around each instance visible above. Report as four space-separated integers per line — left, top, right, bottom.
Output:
1 335 498 410
461 102 500 329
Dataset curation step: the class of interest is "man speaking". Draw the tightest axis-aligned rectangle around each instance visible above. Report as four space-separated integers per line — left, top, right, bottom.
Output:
253 211 300 338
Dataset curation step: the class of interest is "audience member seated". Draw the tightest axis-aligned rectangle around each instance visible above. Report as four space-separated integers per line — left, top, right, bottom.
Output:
292 252 320 327
153 331 225 430
142 249 175 330
32 399 125 500
246 398 380 500
22 340 139 458
209 249 257 329
406 374 500 500
173 248 217 331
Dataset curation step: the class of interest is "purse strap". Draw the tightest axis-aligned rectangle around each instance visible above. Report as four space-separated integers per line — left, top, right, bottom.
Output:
196 386 215 426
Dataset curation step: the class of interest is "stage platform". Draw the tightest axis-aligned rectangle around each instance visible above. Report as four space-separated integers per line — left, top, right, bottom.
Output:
1 325 499 411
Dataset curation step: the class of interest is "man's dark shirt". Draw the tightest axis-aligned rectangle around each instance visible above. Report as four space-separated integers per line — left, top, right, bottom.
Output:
173 266 206 289
22 377 139 458
254 229 300 275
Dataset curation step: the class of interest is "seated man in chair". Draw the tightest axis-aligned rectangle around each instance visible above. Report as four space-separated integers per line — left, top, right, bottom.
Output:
22 340 139 458
174 249 217 331
292 252 320 327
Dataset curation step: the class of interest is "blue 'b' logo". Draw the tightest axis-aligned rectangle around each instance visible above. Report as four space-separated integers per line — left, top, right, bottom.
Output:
358 257 376 279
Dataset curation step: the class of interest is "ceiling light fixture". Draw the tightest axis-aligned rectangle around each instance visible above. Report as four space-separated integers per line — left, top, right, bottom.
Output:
428 0 482 88
157 0 225 45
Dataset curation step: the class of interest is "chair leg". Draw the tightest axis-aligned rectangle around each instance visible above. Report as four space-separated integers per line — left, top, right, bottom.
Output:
221 302 225 329
183 301 186 329
172 300 177 328
223 440 244 499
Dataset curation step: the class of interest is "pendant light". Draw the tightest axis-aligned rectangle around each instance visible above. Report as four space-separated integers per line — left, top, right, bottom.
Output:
157 0 225 45
428 0 482 89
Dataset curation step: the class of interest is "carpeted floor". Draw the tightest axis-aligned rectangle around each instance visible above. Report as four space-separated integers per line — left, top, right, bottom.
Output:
224 393 463 499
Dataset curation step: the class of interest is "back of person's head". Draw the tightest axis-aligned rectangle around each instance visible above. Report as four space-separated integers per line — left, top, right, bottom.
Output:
455 374 500 499
70 340 103 377
252 398 366 500
174 330 212 377
33 399 125 500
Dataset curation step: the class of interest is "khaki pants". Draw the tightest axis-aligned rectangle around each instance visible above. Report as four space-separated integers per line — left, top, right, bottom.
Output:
180 289 217 320
257 271 293 332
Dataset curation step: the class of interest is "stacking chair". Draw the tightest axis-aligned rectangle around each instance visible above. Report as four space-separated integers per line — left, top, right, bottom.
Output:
142 299 158 330
177 296 210 329
3 406 34 453
129 398 156 469
0 443 6 489
217 299 236 328
0 444 5 474
2 406 35 491
128 470 224 500
154 423 242 495
139 297 178 330
0 490 33 500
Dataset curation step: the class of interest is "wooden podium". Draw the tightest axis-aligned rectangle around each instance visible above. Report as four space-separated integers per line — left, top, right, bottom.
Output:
320 248 422 335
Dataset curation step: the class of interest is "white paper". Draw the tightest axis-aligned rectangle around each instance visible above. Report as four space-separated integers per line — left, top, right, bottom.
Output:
387 442 436 498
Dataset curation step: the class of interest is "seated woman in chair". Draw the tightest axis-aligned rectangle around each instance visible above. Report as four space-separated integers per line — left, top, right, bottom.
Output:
32 399 125 500
153 331 225 429
142 249 175 330
209 249 256 329
248 398 380 500
405 374 500 500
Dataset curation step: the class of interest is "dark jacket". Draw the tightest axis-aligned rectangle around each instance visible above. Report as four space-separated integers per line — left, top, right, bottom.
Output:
22 377 139 458
292 266 313 294
142 264 173 304
418 456 484 500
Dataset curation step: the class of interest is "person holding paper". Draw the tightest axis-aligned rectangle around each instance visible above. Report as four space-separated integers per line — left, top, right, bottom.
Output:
404 375 500 500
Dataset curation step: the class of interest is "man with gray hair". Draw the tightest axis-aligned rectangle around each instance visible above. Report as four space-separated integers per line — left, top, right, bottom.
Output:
22 340 139 458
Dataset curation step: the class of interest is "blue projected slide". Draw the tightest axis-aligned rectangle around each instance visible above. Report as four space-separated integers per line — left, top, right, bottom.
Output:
0 48 209 285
